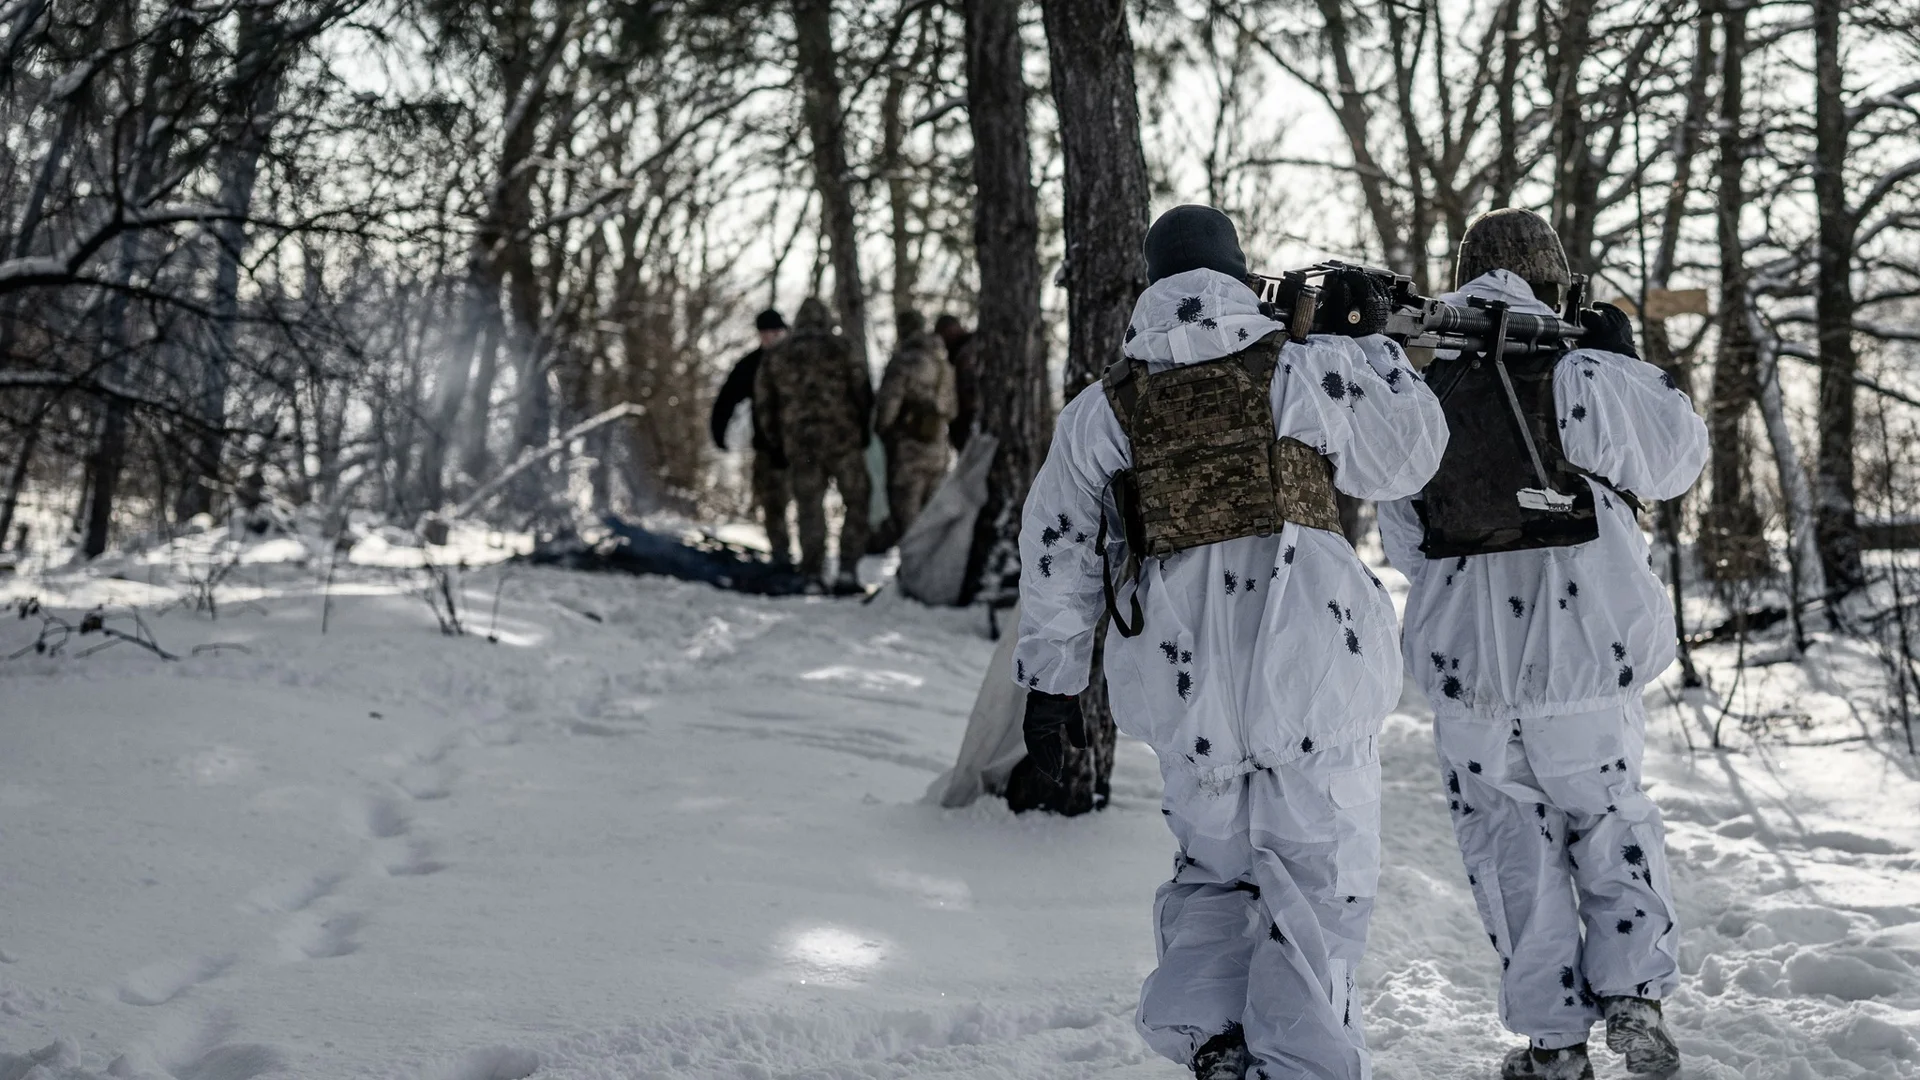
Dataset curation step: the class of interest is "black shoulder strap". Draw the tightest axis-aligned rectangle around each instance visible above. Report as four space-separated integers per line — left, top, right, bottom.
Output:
1102 355 1144 433
1098 513 1143 638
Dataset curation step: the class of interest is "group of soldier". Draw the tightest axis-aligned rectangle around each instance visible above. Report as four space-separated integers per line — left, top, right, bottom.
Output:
709 298 976 594
1016 205 1704 1080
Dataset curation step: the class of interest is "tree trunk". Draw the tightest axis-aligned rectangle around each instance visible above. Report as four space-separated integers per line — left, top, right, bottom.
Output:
1702 0 1767 581
1041 0 1151 397
1812 0 1863 595
1037 0 1150 814
179 6 287 521
1547 0 1600 274
961 0 1049 605
1492 0 1522 207
793 0 870 375
1751 301 1827 649
881 58 918 323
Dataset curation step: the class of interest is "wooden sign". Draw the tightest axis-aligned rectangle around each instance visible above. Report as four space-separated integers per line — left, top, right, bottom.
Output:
1608 288 1712 320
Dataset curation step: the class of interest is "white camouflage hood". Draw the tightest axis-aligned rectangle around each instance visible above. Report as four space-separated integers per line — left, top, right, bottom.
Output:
1123 269 1284 366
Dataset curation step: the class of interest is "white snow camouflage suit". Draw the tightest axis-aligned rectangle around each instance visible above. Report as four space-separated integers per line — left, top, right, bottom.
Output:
1377 269 1710 1051
1015 268 1448 1079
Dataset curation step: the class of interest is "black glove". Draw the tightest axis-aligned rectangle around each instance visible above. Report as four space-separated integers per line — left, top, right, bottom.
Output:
1316 268 1392 337
1022 691 1087 785
1578 302 1640 359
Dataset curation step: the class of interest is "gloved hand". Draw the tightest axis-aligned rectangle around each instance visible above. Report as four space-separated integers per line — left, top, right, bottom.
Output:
1578 302 1640 359
1316 268 1392 337
1022 691 1087 784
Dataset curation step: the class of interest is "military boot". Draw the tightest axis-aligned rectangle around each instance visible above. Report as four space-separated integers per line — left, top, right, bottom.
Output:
1500 1044 1594 1080
1603 997 1680 1077
1190 1023 1246 1080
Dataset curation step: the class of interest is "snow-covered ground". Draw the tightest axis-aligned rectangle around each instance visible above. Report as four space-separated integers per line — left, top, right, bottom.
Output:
2 537 1917 1079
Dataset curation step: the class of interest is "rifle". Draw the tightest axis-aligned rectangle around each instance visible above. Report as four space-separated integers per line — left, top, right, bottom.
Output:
1247 260 1590 369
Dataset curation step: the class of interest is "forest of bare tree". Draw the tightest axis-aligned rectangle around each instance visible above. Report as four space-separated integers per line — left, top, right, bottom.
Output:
3 0 1919 723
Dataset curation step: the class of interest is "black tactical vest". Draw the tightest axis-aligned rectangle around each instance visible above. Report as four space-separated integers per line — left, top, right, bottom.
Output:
1415 350 1628 558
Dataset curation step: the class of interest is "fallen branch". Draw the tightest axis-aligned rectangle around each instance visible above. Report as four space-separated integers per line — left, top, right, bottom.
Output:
436 402 643 526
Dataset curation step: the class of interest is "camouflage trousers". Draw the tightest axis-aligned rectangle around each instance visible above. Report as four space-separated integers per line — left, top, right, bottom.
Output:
884 437 950 537
751 451 792 564
789 446 872 581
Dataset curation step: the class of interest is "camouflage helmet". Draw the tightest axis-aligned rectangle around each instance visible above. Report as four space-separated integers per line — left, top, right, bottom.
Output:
793 297 834 333
1455 208 1572 306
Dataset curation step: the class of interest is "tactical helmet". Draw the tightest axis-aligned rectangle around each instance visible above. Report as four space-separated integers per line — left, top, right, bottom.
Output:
1455 208 1572 308
895 309 926 340
754 308 787 332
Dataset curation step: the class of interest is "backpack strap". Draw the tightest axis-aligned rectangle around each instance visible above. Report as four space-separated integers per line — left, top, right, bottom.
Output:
1098 512 1144 638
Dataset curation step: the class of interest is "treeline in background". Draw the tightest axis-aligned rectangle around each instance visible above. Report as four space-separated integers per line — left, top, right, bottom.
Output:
3 0 1920 730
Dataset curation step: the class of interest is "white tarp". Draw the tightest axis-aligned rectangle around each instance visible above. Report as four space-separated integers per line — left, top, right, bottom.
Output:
895 431 997 607
923 600 1028 808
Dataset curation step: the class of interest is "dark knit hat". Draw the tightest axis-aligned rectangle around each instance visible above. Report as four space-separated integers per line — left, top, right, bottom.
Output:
1143 205 1248 284
754 308 787 332
1455 208 1572 294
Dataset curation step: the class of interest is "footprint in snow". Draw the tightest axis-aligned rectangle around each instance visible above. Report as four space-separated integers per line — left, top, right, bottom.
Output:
240 869 343 915
384 838 446 878
397 762 456 800
116 954 234 1006
278 912 363 961
419 1045 541 1080
351 793 411 839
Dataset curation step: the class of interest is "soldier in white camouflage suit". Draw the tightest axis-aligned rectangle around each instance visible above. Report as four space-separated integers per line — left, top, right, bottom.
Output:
1016 206 1449 1080
875 310 958 538
754 297 874 594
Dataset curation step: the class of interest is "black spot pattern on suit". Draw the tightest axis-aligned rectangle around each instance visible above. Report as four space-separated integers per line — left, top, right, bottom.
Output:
1237 327 1250 341
1322 371 1348 400
1224 570 1239 594
1125 325 1137 342
1037 554 1053 577
1057 512 1073 533
1181 650 1193 664
1177 297 1204 323
1616 919 1635 934
1567 581 1579 597
1283 545 1296 564
1611 641 1627 661
1560 966 1577 990
1160 640 1180 664
1467 760 1482 774
1040 525 1062 547
1194 736 1211 757
1345 628 1361 654
1618 664 1634 687
1327 600 1343 620
1431 652 1448 672
1269 922 1287 945
1300 736 1315 754
1442 674 1464 699
1447 771 1460 794
1016 659 1025 683
1200 317 1218 331
1347 380 1365 402
1384 367 1403 388
1616 757 1627 771
1660 370 1677 390
1509 596 1526 617
1176 671 1193 700
1535 803 1547 819
1570 404 1588 421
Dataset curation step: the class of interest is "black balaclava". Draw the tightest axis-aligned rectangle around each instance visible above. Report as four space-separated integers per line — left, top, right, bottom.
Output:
1143 205 1248 285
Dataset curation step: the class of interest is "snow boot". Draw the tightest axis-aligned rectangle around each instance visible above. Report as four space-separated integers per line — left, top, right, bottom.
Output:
1191 1023 1247 1080
1603 997 1680 1077
830 571 866 597
1500 1044 1594 1080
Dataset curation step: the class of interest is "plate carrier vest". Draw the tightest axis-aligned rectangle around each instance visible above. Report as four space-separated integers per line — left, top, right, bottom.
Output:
1098 332 1342 636
1415 348 1640 559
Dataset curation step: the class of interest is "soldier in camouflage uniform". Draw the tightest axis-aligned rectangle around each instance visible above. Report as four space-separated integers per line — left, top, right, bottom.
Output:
753 297 875 593
1016 206 1449 1080
875 310 957 537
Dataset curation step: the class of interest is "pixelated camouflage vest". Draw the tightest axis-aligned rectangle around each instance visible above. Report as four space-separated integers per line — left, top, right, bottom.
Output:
1102 333 1343 561
1415 350 1639 558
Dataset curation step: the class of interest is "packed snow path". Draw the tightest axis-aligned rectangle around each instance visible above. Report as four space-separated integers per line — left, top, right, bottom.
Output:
2 559 1917 1079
